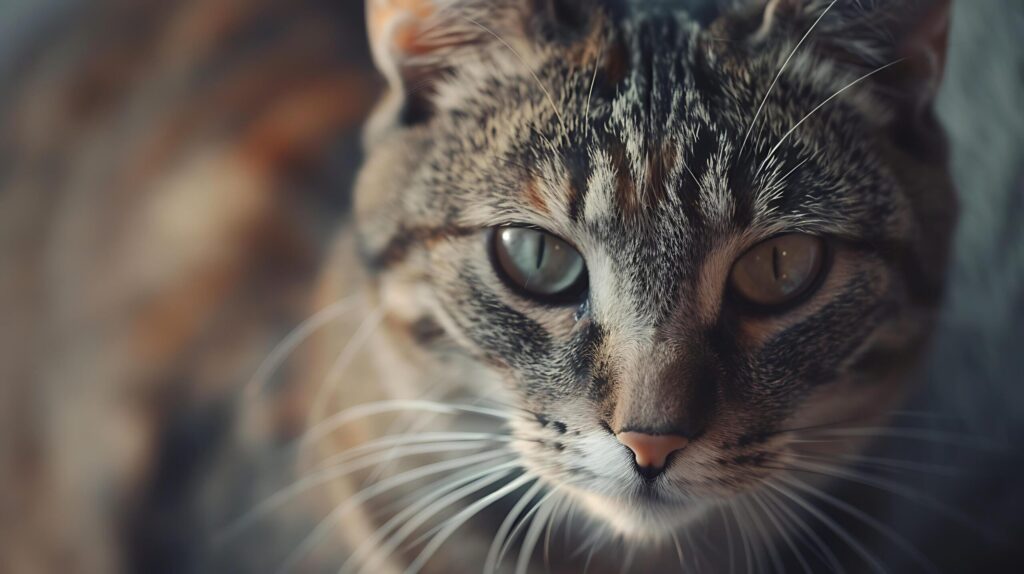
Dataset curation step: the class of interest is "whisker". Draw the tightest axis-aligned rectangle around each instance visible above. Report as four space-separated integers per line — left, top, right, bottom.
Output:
402 473 537 574
763 480 887 574
714 504 735 574
338 460 517 574
497 489 558 569
581 525 608 574
484 481 546 574
310 431 511 472
460 15 567 141
751 490 813 574
542 496 567 570
758 487 845 574
352 462 523 574
757 58 905 177
791 426 1001 451
786 451 963 478
515 493 559 574
681 522 706 573
739 0 840 159
218 440 506 545
242 295 361 401
272 450 515 574
669 529 686 572
766 459 985 535
741 495 784 573
308 307 384 424
583 35 603 137
728 501 756 574
361 388 451 486
618 542 638 574
299 400 513 452
778 474 940 574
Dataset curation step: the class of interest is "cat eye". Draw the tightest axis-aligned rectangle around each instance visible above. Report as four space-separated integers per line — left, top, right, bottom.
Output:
729 234 827 309
491 227 587 303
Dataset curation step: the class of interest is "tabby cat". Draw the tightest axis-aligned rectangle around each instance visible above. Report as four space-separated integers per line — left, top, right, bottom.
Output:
3 0 1023 573
269 0 961 571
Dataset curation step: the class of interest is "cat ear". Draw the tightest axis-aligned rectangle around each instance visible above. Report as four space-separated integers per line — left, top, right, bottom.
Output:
759 0 951 111
367 0 489 125
366 0 591 126
757 0 950 154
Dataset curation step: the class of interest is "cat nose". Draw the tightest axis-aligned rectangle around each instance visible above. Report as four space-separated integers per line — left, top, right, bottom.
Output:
616 432 690 476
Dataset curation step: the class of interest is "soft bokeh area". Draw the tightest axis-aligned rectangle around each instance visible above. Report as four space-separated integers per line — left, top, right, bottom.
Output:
1 1 380 570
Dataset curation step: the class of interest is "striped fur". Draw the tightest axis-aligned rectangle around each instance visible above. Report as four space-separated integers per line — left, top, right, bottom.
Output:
333 0 958 569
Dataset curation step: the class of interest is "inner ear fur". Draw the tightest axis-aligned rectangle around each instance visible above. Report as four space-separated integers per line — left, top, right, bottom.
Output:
365 0 598 127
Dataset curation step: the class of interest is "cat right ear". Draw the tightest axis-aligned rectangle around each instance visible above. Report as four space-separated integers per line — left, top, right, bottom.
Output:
366 0 595 127
368 0 544 126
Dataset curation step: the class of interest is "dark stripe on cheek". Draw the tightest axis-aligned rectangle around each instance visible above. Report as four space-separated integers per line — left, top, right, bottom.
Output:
845 239 945 308
747 274 882 389
457 270 553 371
360 224 477 271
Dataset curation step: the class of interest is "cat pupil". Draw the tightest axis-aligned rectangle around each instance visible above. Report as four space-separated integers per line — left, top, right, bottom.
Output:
492 227 587 301
730 234 826 308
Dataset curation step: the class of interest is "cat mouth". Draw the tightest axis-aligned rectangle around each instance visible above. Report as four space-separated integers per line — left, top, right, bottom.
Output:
570 484 709 539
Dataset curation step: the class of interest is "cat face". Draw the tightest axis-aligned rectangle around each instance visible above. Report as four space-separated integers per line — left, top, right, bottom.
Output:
354 0 955 538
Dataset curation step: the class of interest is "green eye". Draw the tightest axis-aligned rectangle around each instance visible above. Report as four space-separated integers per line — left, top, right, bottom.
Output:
730 234 827 309
491 227 587 303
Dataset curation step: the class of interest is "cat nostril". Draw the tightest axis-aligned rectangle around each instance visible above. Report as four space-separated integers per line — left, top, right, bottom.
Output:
616 431 690 472
635 464 666 481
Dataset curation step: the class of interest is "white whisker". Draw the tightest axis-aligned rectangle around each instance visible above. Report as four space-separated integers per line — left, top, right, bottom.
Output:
219 441 507 546
669 529 686 572
752 489 812 574
308 307 384 424
299 400 512 453
497 489 558 568
310 431 511 472
760 487 845 574
779 474 939 574
757 58 905 176
403 473 536 574
764 480 887 574
484 481 546 574
739 0 840 159
461 15 567 141
276 450 516 574
583 36 603 137
777 458 982 534
515 492 559 574
352 462 523 574
242 296 361 401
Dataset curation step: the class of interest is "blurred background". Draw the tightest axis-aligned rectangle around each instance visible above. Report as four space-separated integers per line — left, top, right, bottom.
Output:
1 0 1022 573
1 1 383 571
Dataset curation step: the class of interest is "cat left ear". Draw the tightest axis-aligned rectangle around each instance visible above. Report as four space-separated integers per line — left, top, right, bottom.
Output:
756 0 950 154
760 0 951 111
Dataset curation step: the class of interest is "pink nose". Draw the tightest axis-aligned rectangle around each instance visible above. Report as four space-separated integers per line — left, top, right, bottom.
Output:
616 432 690 470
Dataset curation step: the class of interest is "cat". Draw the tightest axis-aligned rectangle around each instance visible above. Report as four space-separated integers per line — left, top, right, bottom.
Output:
2 0 1023 573
251 0 962 571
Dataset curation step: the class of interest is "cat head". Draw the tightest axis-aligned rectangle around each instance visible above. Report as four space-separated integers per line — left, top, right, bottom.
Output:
352 0 955 538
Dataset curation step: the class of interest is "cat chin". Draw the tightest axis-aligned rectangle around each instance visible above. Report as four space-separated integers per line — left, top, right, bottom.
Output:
571 488 711 541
